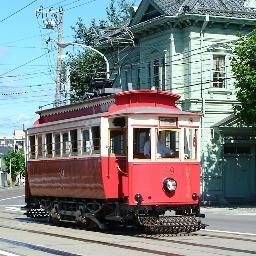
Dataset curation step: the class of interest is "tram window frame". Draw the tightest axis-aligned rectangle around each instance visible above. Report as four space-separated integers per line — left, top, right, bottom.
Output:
184 128 198 160
156 129 180 159
91 126 100 154
62 131 70 157
133 128 151 159
54 133 61 157
82 129 91 155
46 133 53 158
70 129 78 156
36 135 43 159
29 135 36 159
109 129 126 155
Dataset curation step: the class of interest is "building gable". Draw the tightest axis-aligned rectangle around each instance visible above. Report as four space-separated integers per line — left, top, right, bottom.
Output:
130 0 164 26
130 0 256 27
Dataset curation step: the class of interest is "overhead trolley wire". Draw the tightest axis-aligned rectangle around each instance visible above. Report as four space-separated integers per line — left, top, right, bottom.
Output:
0 0 39 23
0 50 54 77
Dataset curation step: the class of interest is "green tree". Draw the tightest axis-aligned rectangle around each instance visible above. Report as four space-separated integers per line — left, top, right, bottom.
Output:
64 0 135 101
231 31 256 127
3 150 25 182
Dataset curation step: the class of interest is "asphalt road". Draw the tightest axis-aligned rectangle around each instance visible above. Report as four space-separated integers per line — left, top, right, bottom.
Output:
0 187 255 256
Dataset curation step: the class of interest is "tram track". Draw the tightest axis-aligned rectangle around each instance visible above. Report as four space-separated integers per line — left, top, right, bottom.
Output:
0 224 181 256
0 217 255 255
134 234 256 254
0 237 84 256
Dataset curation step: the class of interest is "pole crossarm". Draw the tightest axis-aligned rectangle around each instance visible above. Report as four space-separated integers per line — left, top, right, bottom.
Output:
58 42 110 80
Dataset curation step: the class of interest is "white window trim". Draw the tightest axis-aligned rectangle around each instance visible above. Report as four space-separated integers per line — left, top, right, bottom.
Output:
211 54 227 89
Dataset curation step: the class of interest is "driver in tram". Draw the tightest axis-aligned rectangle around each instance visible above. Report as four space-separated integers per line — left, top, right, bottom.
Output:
144 132 174 158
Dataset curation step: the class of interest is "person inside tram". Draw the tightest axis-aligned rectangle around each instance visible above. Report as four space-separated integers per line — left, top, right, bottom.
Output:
144 131 174 158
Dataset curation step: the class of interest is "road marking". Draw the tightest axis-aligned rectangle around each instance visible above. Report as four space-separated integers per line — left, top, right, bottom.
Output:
0 205 24 207
0 249 21 256
205 229 256 236
0 196 24 202
4 207 25 213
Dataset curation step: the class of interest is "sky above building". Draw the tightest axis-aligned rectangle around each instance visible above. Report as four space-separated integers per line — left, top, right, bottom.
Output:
0 0 140 136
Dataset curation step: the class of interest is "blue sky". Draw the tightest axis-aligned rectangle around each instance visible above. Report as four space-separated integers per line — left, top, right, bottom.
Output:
0 0 141 136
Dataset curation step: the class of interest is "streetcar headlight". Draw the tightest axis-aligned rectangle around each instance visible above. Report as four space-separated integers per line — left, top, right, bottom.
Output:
163 178 177 193
134 193 143 203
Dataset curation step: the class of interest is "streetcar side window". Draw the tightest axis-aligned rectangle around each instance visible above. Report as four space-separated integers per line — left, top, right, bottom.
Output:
91 126 100 153
54 133 61 157
184 128 198 160
37 135 43 158
29 135 36 159
82 129 91 154
133 128 150 159
110 129 126 155
46 133 52 158
70 129 78 155
62 132 70 156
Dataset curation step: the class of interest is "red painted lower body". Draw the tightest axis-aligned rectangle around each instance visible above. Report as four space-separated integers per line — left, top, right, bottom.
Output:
128 162 200 205
26 157 200 207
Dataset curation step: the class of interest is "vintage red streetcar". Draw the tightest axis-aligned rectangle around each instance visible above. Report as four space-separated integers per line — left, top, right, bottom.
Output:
25 89 205 233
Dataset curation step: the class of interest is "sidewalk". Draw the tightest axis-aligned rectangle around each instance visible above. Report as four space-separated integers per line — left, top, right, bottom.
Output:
201 205 256 216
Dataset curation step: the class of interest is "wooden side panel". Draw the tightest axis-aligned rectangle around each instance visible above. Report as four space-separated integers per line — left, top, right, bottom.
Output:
27 157 105 199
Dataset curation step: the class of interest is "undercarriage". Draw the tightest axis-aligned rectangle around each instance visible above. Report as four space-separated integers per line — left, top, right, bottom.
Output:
25 196 206 234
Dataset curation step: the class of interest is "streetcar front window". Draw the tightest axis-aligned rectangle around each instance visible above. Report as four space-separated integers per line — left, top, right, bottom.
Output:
156 129 179 159
133 128 150 159
110 129 126 155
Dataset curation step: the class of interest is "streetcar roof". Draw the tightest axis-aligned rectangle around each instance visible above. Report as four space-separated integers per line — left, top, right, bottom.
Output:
104 106 200 117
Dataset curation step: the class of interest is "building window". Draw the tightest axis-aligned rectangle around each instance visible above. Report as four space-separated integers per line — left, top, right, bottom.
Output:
137 68 141 89
147 62 151 86
153 59 160 89
213 55 226 88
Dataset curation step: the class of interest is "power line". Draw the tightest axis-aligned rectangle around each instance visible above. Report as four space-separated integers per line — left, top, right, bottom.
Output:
0 50 53 77
0 0 39 23
65 0 97 11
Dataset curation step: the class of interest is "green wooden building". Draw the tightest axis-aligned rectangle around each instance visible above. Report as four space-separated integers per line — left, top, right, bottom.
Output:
98 0 256 203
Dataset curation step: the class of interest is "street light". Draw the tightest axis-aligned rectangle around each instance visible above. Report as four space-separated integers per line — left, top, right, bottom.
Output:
58 42 110 80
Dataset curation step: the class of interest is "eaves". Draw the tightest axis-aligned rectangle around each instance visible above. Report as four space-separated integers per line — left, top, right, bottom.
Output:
130 13 256 34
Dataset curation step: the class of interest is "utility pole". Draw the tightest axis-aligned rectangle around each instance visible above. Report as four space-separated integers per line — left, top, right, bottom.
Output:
65 65 71 105
36 7 64 107
55 10 64 107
